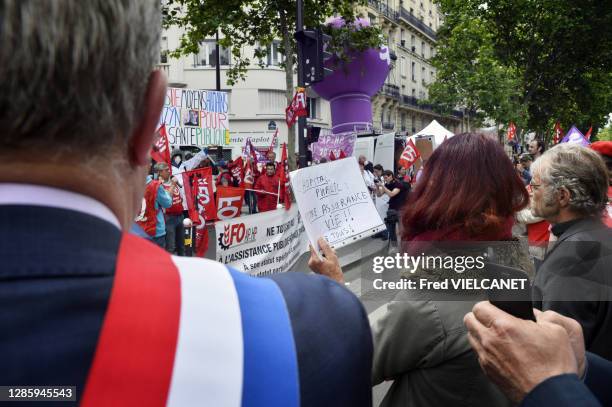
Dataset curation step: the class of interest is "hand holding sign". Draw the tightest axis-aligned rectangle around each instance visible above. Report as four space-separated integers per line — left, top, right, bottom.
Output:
308 238 344 284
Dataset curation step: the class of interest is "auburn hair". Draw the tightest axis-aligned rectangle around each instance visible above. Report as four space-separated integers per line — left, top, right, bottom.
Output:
402 133 529 240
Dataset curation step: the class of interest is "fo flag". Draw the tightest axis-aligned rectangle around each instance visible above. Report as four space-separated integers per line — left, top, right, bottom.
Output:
151 124 171 172
278 143 291 210
553 121 564 145
398 139 421 169
229 157 245 187
285 88 308 127
216 187 245 220
506 122 517 142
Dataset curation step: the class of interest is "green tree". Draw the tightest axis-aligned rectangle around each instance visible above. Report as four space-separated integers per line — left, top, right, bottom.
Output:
428 1 527 139
163 0 365 169
429 0 612 140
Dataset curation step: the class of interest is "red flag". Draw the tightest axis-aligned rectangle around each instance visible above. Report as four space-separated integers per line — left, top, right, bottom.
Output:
398 139 421 169
506 122 516 142
553 121 564 144
329 151 337 161
285 88 308 127
195 227 209 258
229 157 245 186
244 138 259 165
339 150 347 159
278 143 291 210
151 124 171 172
268 129 278 154
181 167 216 224
585 126 593 141
216 186 245 220
244 159 255 188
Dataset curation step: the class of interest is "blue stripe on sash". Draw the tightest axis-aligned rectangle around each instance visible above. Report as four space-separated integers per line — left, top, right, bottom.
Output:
227 267 300 407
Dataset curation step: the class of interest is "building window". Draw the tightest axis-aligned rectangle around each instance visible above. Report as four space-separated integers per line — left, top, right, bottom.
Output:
412 88 416 97
400 56 407 77
258 90 286 114
422 66 426 82
400 29 405 46
307 97 318 119
411 61 416 81
411 34 415 47
193 40 230 67
268 121 277 131
421 41 425 57
267 41 284 66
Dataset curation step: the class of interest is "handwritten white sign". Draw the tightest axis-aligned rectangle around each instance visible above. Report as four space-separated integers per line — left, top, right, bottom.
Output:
290 157 386 250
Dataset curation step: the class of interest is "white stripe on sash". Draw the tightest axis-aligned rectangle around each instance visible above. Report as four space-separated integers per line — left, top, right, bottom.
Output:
166 257 244 407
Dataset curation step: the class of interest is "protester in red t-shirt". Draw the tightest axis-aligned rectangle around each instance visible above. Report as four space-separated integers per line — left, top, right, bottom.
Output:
254 162 280 212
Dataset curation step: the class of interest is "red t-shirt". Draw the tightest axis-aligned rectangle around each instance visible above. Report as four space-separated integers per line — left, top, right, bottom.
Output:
254 174 280 212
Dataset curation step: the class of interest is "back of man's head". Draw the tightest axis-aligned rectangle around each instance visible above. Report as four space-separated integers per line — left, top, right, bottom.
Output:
0 0 160 156
532 144 609 217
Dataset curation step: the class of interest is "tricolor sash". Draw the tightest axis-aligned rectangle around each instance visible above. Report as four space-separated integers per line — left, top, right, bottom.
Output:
82 234 299 406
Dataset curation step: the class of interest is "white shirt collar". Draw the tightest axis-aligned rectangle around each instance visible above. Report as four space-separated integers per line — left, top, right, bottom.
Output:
0 183 121 230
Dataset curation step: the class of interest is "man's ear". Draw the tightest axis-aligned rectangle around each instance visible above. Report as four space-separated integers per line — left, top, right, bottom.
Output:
129 70 167 166
557 186 572 208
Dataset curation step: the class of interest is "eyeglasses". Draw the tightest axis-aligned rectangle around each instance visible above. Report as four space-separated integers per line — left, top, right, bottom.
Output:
529 182 542 190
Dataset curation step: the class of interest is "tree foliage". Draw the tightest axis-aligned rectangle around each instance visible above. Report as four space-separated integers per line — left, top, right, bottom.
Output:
429 0 612 139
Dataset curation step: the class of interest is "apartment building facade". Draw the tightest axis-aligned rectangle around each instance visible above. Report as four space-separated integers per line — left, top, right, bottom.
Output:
364 0 464 135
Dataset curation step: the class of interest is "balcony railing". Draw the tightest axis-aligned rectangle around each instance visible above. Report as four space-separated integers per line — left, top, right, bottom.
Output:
399 7 437 41
401 94 464 119
381 83 401 100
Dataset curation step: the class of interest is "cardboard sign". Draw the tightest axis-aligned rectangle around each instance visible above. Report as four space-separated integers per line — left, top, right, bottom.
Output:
290 157 385 250
158 87 230 146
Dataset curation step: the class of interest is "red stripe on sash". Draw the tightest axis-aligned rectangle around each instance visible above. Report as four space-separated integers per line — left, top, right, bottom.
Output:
81 234 181 407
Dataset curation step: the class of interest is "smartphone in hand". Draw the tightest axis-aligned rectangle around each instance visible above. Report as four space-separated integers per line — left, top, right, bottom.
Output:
484 262 535 321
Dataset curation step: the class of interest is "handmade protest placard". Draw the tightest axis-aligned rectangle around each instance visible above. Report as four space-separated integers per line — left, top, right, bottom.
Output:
290 157 386 250
158 87 230 147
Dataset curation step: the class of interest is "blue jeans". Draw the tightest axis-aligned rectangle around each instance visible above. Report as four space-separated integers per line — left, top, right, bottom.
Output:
152 235 166 249
165 214 185 256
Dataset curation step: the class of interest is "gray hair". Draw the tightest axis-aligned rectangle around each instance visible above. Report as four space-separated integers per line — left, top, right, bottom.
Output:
532 144 609 216
153 162 169 172
0 1 160 154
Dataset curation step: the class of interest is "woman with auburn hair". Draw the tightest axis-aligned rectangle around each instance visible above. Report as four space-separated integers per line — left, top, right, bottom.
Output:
402 132 529 243
370 133 533 407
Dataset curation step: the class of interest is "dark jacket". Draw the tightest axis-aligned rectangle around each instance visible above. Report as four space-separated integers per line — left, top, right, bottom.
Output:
0 204 373 406
372 240 532 407
533 217 612 360
520 352 612 407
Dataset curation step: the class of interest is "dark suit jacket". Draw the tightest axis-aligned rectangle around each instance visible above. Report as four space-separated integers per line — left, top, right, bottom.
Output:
533 218 612 359
520 352 612 407
0 205 372 406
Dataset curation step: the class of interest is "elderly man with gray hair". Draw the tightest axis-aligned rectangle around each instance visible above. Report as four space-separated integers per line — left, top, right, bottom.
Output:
529 143 612 360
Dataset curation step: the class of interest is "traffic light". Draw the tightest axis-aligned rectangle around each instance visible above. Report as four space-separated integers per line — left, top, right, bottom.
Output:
295 27 333 85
